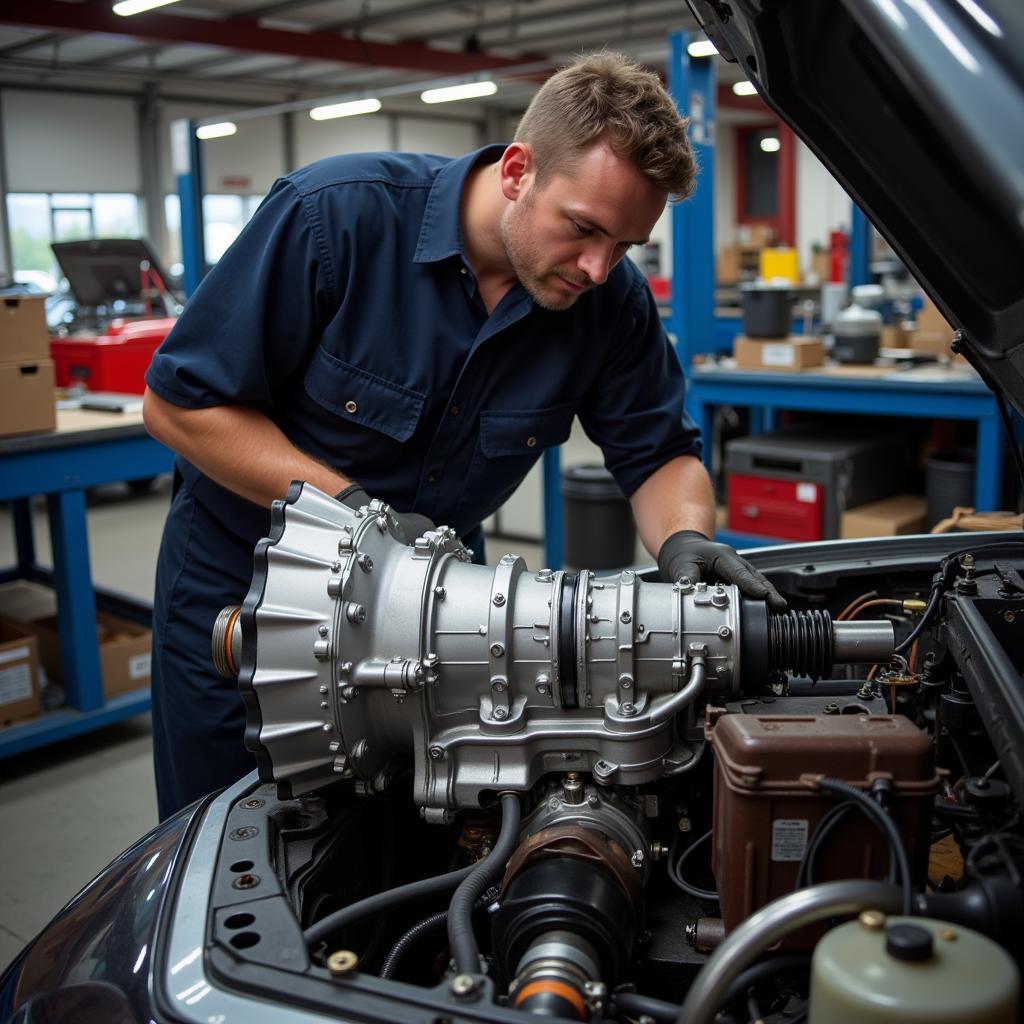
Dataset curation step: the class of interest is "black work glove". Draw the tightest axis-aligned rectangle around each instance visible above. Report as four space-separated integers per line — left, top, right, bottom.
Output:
336 484 436 546
657 530 787 611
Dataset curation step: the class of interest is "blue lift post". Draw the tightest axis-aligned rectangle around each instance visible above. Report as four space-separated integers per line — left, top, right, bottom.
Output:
542 448 563 570
669 30 717 374
848 202 872 288
170 118 207 297
669 30 719 473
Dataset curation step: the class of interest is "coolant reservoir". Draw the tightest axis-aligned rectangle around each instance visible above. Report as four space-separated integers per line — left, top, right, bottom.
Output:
808 913 1018 1024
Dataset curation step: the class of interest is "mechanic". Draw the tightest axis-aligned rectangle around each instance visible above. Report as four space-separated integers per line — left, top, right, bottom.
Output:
142 51 785 820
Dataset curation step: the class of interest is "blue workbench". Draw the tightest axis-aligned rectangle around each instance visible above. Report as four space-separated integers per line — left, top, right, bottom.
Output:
0 409 173 756
687 363 1003 548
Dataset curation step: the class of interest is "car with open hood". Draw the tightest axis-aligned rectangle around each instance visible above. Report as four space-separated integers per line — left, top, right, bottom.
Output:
2 4 1023 1022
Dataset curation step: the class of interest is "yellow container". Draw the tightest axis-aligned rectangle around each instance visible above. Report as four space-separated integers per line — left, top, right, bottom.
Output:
759 246 800 283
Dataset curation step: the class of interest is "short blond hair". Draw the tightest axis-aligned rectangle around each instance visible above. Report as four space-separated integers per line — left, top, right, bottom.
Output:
514 51 696 201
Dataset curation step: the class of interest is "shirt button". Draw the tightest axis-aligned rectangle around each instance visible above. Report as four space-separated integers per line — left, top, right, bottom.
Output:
344 400 358 414
526 436 538 448
427 473 437 484
449 404 460 416
460 267 467 275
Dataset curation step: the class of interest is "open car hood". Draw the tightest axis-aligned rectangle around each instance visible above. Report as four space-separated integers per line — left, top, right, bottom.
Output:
687 0 1024 413
51 237 176 309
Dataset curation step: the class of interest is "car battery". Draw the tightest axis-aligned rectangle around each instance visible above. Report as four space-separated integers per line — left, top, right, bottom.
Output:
725 428 905 540
708 712 940 943
50 317 175 394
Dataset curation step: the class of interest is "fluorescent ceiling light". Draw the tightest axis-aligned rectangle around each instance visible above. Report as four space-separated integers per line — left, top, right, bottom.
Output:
687 39 718 58
732 80 757 96
420 81 497 104
310 98 382 120
760 136 781 153
113 0 182 15
196 122 237 140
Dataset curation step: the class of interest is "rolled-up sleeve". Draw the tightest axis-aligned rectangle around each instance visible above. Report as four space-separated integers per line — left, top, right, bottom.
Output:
577 270 702 498
146 179 337 410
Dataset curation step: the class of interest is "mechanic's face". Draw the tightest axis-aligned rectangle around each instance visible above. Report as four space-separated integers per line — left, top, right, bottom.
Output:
499 140 667 311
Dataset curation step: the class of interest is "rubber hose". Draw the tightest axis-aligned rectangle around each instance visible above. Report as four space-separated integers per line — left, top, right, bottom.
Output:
816 777 913 915
721 951 811 1006
614 990 680 1022
674 880 903 1024
378 910 448 979
447 792 522 976
303 862 473 951
894 579 942 656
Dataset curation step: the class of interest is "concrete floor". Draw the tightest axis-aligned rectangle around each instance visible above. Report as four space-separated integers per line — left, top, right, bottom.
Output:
0 481 171 973
0 477 559 973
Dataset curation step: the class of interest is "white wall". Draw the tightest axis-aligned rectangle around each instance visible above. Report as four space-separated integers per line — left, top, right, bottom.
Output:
293 112 392 167
796 138 852 277
396 116 479 156
161 102 286 196
3 90 140 193
714 120 737 254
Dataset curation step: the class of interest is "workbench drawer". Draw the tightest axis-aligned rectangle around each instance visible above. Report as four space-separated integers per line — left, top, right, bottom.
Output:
727 473 824 541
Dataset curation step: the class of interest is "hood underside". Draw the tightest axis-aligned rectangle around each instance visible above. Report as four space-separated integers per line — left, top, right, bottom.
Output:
688 0 1024 413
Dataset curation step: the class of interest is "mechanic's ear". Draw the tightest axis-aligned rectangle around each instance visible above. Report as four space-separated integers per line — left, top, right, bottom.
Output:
499 142 533 201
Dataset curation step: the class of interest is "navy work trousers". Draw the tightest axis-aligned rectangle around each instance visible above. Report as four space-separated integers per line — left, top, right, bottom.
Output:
151 486 258 820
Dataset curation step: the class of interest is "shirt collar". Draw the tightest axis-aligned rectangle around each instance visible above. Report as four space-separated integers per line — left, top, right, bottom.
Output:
413 144 507 264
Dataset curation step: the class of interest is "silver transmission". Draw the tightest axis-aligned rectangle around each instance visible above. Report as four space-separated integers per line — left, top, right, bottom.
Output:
214 483 893 817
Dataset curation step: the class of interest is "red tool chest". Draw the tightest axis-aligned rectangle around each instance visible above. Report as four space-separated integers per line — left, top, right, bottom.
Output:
50 317 175 394
727 473 824 541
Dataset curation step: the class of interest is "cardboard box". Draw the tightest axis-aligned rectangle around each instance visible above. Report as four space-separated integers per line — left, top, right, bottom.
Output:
0 359 57 437
0 617 42 727
738 223 776 248
909 331 952 356
840 494 927 539
26 611 151 699
810 249 830 283
717 245 741 284
880 324 911 349
0 582 153 701
734 335 825 370
916 295 954 335
0 294 50 363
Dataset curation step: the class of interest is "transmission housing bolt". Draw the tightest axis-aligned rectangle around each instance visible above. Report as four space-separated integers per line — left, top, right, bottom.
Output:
327 950 359 976
450 974 478 997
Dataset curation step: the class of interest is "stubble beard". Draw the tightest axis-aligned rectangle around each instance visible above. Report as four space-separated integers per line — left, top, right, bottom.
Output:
499 194 586 312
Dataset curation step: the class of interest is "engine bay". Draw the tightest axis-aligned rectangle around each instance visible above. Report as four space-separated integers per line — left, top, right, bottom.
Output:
188 485 1024 1023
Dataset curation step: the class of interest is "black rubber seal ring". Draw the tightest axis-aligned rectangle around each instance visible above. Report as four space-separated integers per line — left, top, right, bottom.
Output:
559 573 579 709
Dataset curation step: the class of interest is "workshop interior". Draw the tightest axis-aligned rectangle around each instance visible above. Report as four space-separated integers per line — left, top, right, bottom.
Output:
1 2 1024 1024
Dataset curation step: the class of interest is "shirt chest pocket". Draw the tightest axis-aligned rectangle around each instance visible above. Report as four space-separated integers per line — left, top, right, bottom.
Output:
303 346 426 446
453 402 577 531
478 404 576 458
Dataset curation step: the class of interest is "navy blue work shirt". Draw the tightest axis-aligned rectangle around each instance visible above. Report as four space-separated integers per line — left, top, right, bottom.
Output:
146 145 702 552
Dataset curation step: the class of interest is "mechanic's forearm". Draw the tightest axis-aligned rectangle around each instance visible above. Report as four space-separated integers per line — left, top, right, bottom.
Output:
142 387 351 507
629 455 716 557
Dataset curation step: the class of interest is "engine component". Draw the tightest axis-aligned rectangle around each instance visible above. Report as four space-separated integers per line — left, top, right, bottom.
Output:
708 713 940 936
808 913 1018 1024
677 880 905 1024
215 484 894 812
924 833 1024 962
507 930 603 1021
493 832 636 1014
517 780 651 881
